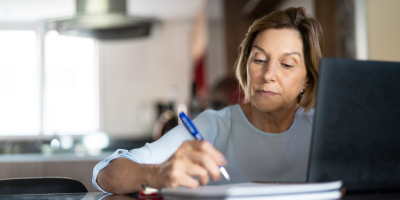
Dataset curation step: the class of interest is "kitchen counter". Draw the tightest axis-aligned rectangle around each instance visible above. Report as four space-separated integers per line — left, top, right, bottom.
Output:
0 151 112 163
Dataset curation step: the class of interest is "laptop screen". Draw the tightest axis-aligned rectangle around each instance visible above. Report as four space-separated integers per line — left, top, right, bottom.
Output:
307 58 400 192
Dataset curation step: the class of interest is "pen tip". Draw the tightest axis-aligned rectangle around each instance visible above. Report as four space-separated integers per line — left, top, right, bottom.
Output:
220 166 230 181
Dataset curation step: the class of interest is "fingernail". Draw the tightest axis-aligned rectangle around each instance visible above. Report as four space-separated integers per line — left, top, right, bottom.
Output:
219 157 227 165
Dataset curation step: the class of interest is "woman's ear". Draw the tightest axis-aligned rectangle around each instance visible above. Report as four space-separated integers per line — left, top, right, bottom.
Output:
303 76 309 90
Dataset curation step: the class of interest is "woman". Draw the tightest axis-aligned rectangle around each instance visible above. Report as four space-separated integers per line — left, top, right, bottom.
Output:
93 7 323 194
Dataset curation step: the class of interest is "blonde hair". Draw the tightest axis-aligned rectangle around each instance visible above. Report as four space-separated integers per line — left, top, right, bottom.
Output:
235 7 323 112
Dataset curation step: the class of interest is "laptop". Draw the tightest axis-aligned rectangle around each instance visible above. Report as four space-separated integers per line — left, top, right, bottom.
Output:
307 58 400 192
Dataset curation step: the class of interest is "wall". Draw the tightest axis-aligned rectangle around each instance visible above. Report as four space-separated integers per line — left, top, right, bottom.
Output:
276 0 315 17
367 0 400 62
99 21 192 138
206 0 227 88
99 1 229 139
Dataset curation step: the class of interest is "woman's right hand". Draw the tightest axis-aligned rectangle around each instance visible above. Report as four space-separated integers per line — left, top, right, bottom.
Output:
150 140 227 189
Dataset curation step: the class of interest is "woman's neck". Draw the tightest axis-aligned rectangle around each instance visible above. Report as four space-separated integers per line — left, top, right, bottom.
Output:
240 103 297 133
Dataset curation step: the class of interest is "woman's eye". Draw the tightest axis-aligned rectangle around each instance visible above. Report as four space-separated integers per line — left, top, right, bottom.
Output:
254 59 266 64
282 63 293 68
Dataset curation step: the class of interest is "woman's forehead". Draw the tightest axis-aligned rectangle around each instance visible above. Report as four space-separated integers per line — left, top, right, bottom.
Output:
252 28 303 55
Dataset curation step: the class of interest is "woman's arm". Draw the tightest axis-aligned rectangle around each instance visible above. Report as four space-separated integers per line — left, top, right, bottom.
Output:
96 140 227 194
97 157 157 194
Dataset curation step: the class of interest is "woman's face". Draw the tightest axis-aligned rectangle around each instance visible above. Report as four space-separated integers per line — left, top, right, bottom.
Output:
246 28 308 113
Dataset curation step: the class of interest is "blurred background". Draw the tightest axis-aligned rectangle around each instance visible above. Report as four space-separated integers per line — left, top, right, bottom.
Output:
0 0 399 192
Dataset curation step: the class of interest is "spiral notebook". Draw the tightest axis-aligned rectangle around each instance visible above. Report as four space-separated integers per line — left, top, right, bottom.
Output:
161 180 343 200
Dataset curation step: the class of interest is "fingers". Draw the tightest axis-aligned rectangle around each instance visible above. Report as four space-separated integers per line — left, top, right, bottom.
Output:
158 140 227 189
186 151 221 182
182 140 227 181
159 159 204 189
183 140 227 166
184 161 210 186
176 174 200 189
175 160 211 187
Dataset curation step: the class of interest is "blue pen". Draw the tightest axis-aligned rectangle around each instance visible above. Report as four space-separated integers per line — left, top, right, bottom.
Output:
179 112 230 181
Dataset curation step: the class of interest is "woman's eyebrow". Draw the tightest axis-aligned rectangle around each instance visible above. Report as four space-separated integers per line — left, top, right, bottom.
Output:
252 45 302 61
252 45 266 54
283 52 302 60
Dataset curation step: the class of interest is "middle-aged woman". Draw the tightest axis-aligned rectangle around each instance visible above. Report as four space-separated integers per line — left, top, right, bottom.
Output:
92 7 323 194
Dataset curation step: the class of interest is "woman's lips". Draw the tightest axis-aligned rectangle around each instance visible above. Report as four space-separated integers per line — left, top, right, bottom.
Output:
257 90 278 96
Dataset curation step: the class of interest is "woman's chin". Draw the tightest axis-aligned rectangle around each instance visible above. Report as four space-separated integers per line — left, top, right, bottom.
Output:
251 101 280 113
251 99 298 114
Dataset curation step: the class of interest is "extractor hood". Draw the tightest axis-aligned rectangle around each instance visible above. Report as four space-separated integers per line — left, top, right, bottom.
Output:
46 0 155 40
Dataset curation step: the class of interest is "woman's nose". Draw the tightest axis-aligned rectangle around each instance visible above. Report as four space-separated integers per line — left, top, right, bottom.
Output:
262 62 276 82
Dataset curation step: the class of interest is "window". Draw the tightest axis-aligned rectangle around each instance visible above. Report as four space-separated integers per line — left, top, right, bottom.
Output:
44 31 99 135
0 31 39 135
0 30 99 136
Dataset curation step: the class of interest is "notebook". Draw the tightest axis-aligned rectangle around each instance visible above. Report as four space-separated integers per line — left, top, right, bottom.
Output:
307 58 400 192
161 181 342 200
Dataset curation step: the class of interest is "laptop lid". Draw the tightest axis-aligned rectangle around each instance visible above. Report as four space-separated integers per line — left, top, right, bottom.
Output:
307 58 400 192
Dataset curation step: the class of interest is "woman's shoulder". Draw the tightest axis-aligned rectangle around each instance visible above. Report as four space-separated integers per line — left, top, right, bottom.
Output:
198 104 237 117
190 105 239 142
195 105 239 126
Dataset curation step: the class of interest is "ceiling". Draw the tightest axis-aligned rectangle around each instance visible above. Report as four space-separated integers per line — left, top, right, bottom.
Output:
0 0 207 23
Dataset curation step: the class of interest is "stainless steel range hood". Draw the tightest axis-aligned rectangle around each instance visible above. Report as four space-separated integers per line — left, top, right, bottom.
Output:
47 0 154 40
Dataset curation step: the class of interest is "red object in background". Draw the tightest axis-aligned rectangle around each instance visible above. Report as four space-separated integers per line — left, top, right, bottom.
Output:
139 190 163 199
208 76 245 110
194 53 207 99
